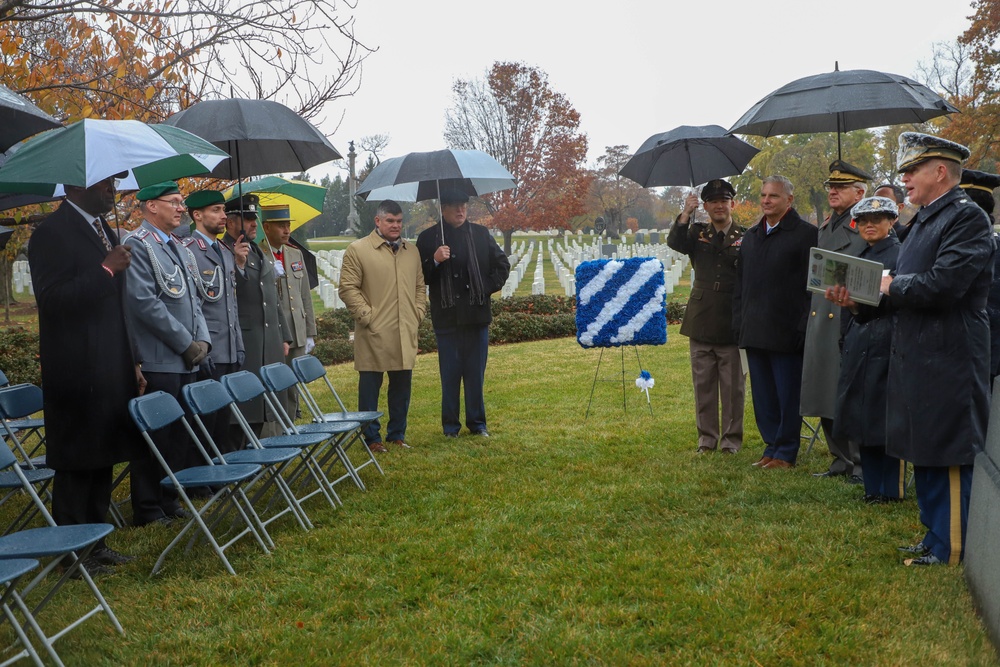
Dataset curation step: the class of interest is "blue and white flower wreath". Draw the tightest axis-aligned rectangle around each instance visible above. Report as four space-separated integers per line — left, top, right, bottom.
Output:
574 258 667 348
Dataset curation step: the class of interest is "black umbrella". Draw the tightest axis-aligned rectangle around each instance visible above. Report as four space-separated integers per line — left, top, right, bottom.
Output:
0 84 61 153
619 125 760 188
162 98 342 179
355 148 515 240
729 65 959 159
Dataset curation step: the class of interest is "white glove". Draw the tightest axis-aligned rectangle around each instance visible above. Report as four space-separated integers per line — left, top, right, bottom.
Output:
274 259 285 277
305 337 316 354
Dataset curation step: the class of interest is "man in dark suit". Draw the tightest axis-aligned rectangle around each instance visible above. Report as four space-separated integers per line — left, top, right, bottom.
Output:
733 175 818 469
222 195 290 438
667 179 747 454
181 189 247 453
28 173 142 568
416 189 510 438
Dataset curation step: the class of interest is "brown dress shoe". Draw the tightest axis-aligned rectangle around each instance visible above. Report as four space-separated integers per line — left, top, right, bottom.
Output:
762 459 794 469
368 441 388 453
751 456 773 467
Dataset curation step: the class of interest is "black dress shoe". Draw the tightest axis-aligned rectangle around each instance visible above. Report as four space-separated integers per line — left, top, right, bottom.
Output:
863 494 884 504
91 547 135 566
905 553 944 566
812 470 847 478
60 557 112 579
473 430 490 438
847 475 863 485
166 508 192 520
898 542 929 555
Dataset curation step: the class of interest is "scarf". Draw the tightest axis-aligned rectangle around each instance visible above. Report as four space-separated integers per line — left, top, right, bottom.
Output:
439 222 486 309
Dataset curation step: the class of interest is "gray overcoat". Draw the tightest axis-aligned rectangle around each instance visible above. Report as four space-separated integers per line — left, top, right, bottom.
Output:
181 232 244 366
800 209 869 418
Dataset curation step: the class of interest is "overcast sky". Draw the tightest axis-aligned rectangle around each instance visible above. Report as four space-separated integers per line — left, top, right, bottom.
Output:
309 0 976 181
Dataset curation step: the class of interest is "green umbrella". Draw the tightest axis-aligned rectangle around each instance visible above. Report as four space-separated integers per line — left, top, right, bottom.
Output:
223 175 326 233
0 118 229 195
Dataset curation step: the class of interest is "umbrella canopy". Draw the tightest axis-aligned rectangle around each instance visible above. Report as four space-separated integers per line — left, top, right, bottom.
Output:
619 125 760 188
0 84 61 153
729 67 959 157
222 176 325 232
355 149 515 202
163 98 342 179
0 119 229 195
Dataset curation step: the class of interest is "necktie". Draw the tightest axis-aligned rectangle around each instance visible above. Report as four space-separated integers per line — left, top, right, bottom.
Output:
713 230 725 249
93 218 113 253
388 241 399 254
212 241 224 263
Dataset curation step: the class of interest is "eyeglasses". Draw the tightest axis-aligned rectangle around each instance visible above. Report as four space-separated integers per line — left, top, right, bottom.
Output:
825 184 857 192
153 198 187 210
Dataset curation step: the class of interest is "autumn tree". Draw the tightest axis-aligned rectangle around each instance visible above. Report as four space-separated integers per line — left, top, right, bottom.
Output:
0 0 372 123
588 145 648 238
444 61 591 254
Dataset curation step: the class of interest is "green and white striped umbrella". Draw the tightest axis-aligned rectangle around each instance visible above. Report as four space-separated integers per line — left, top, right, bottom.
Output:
0 118 230 195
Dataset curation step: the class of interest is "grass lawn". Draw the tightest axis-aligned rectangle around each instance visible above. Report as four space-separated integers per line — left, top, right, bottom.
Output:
7 329 997 665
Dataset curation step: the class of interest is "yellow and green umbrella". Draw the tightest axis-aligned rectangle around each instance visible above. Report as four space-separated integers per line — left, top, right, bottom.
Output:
223 175 325 233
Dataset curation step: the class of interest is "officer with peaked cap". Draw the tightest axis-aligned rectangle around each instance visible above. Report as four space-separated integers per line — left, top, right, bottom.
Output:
836 132 994 566
124 181 211 525
181 189 247 453
667 179 747 454
222 193 292 439
804 159 872 482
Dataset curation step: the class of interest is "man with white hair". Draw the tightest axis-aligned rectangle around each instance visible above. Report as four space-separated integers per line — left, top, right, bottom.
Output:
836 133 994 565
803 160 871 482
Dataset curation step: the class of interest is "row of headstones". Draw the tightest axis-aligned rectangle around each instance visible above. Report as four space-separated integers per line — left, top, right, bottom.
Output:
549 239 689 295
531 246 545 295
501 242 536 298
314 249 346 310
11 260 32 296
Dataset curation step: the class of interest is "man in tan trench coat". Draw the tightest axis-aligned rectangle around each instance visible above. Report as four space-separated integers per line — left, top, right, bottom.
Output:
339 200 427 451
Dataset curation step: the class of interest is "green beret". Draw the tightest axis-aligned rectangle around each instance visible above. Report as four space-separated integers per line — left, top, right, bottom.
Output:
185 190 226 211
136 181 180 201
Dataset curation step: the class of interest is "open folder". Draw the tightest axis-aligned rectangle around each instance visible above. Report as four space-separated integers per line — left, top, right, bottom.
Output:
806 247 884 306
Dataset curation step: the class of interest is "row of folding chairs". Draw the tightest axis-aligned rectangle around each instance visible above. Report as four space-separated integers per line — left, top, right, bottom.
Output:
0 389 122 666
125 357 387 578
0 356 380 663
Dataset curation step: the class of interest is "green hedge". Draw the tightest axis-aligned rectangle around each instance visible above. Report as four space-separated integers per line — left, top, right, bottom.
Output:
0 328 40 386
315 295 578 366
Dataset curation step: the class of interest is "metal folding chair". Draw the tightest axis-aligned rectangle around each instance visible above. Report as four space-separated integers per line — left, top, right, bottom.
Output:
221 371 349 511
288 355 384 481
0 444 123 660
0 387 54 536
0 558 48 667
258 363 371 492
0 384 47 470
128 391 269 575
181 379 313 536
800 417 825 457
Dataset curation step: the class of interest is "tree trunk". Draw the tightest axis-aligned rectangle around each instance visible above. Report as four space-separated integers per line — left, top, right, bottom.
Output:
503 229 513 255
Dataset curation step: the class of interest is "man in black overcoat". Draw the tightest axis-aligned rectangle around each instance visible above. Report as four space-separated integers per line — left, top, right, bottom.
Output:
733 175 818 469
28 174 143 568
884 133 993 566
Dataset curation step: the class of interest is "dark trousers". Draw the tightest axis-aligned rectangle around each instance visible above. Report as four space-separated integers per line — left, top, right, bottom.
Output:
130 371 196 525
434 325 489 435
914 464 973 564
822 418 861 476
52 467 113 547
197 361 241 455
745 348 803 464
358 370 413 444
859 447 904 499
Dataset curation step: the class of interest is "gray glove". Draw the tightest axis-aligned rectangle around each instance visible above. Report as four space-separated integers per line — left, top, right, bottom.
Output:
182 340 210 369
